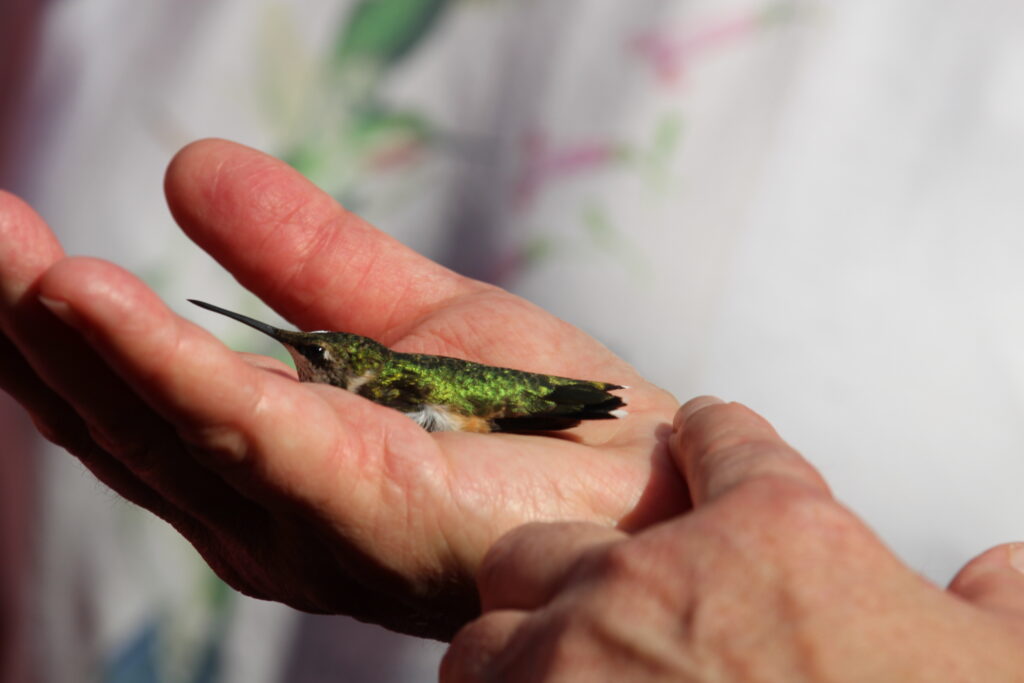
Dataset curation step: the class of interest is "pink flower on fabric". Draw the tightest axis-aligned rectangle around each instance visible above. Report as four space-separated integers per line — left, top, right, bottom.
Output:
514 130 624 208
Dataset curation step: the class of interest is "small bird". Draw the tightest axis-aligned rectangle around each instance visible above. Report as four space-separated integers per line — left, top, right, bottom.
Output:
190 300 627 433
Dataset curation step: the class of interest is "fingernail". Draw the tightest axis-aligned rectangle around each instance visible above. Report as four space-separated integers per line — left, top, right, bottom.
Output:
38 295 77 326
1010 543 1024 574
673 395 725 431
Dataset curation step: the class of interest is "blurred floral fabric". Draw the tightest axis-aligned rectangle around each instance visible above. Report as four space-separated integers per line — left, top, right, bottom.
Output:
6 0 1024 681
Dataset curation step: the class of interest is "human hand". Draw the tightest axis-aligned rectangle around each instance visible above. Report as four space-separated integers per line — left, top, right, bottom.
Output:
443 397 1024 680
0 139 683 639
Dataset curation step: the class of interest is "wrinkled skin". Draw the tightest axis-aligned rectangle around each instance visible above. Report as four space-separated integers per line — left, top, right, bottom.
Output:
0 139 684 639
443 398 1024 681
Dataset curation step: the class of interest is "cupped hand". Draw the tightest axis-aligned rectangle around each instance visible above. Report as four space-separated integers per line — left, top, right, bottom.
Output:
443 397 1024 680
0 139 683 639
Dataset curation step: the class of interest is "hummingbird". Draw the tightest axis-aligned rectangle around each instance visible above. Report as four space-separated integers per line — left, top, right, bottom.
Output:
189 300 627 433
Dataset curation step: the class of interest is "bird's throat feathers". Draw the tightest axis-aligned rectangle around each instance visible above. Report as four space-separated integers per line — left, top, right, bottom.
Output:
280 332 389 386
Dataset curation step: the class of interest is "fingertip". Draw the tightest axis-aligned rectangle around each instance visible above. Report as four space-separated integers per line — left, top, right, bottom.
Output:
671 398 829 505
0 191 64 304
949 543 1024 615
165 137 246 187
950 543 1024 584
0 190 53 231
0 188 36 218
442 611 527 682
165 138 273 223
672 395 725 431
671 398 779 457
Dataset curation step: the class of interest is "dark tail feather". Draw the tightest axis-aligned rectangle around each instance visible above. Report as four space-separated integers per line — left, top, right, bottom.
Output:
546 384 625 417
495 382 626 433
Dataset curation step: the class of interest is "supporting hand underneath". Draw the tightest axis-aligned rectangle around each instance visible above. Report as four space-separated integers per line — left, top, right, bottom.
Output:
444 397 1024 680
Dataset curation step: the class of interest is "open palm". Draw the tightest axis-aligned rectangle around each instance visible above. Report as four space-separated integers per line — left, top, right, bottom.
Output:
0 140 684 639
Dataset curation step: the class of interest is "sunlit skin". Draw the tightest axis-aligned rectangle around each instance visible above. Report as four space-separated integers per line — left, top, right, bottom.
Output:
444 399 1024 681
0 139 685 638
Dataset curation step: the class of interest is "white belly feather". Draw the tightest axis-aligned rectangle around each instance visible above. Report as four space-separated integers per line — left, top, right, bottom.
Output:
404 405 466 432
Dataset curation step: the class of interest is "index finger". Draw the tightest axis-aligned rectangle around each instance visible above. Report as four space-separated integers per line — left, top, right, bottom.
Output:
164 139 490 344
671 396 831 506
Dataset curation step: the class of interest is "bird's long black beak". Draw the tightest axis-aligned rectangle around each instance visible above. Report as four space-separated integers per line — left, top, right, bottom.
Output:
189 299 283 340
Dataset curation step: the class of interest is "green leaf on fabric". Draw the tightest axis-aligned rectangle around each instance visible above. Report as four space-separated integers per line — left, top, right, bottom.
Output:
335 0 452 66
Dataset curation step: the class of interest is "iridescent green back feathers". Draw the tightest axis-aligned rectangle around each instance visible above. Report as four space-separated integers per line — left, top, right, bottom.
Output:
370 352 626 432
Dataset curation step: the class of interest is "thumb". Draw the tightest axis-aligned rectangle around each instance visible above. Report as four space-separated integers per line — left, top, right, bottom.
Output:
948 543 1024 617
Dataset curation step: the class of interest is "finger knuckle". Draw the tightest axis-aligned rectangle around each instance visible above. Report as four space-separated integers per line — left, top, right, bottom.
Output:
476 524 546 597
706 439 818 488
441 616 516 683
439 629 476 682
181 422 253 472
530 608 605 678
585 540 653 586
735 477 871 555
87 422 163 477
30 411 88 452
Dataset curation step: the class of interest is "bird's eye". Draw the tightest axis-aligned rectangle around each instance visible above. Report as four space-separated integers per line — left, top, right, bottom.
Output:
301 344 328 362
